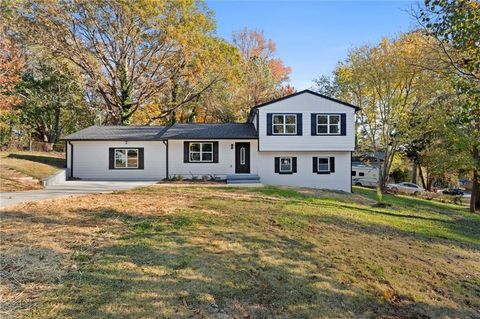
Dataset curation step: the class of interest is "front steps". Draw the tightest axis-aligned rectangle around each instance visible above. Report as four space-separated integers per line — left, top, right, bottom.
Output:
226 174 261 184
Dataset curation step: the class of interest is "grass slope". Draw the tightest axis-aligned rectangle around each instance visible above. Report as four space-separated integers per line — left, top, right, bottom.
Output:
1 186 479 318
0 151 65 192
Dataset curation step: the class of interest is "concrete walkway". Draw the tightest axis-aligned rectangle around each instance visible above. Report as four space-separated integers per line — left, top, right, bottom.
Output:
0 181 157 209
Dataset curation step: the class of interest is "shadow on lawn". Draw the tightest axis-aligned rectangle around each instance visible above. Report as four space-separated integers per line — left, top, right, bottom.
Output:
7 153 65 168
11 207 473 319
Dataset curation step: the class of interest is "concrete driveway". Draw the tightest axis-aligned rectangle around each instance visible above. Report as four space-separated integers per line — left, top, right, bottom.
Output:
0 180 157 209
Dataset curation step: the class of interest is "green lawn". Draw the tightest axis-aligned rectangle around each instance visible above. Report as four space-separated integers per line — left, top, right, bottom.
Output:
1 186 479 318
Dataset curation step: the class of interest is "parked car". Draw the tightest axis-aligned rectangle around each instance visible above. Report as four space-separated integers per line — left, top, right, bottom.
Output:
442 188 464 196
387 182 425 195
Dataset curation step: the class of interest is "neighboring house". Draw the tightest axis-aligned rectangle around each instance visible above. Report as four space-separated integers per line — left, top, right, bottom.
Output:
63 90 359 192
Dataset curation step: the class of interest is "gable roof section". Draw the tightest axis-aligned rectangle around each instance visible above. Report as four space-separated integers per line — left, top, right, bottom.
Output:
63 125 168 141
63 123 258 140
161 123 257 139
247 89 360 122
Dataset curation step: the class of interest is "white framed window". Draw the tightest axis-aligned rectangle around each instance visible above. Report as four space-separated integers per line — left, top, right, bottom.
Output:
189 142 213 162
273 114 297 135
280 157 293 173
114 149 138 168
317 157 330 172
317 114 341 135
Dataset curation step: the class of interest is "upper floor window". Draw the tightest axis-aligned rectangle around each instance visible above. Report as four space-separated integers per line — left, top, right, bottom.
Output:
317 114 340 135
189 142 213 162
273 114 297 135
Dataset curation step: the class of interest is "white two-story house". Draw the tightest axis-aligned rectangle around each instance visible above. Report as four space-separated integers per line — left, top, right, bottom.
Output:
63 90 359 192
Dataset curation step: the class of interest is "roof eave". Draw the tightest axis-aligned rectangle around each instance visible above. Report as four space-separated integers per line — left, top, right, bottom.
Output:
248 89 361 112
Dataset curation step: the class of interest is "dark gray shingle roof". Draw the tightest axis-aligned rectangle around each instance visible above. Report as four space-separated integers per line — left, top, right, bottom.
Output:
161 123 258 139
63 125 168 140
63 123 258 140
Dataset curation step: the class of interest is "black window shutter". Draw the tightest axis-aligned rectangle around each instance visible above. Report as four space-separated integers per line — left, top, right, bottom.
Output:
312 157 318 173
340 114 347 136
183 142 189 163
109 148 115 169
311 113 317 136
292 157 297 173
138 148 144 169
213 142 219 163
330 157 335 172
267 114 273 135
274 157 280 173
296 114 302 135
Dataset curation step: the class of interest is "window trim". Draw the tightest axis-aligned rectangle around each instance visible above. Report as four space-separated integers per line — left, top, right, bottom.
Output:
316 114 341 135
272 114 297 135
279 156 293 173
317 157 330 172
189 142 214 163
114 148 139 169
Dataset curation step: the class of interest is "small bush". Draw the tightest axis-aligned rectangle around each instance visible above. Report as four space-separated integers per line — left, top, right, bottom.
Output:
376 187 383 203
177 175 184 181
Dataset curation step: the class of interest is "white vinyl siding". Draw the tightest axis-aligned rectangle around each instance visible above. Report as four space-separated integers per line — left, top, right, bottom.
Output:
70 141 165 180
257 151 351 192
258 92 355 151
168 140 258 178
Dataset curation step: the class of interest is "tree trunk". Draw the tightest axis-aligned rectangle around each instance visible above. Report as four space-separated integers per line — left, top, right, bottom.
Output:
418 164 427 188
426 169 432 191
43 142 54 152
53 104 61 144
471 170 479 213
376 154 383 192
411 161 417 184
471 145 480 212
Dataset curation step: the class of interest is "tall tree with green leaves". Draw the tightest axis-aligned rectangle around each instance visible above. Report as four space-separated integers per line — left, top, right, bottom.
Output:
314 33 434 190
15 59 94 150
416 0 480 211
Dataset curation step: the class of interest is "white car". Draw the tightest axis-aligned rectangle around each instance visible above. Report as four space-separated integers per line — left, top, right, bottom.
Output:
387 182 425 195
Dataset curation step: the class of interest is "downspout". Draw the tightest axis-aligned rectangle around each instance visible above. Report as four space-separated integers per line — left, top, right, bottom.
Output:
350 151 353 193
163 140 168 180
64 140 67 171
68 141 74 178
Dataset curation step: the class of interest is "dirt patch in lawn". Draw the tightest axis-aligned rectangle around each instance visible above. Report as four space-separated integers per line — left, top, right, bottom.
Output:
1 186 479 318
